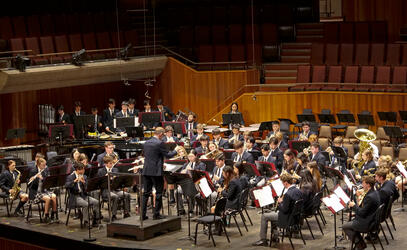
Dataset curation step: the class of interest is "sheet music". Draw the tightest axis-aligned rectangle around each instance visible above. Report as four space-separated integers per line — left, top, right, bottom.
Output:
322 194 345 213
253 186 275 207
113 118 116 128
134 116 140 127
271 179 284 196
164 164 183 173
343 175 354 191
197 177 213 198
397 161 407 178
333 186 350 204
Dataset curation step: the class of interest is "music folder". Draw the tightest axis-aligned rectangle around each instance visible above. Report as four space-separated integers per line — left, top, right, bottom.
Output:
322 193 346 214
251 185 274 208
255 161 278 178
242 163 261 177
333 185 350 204
343 174 355 191
270 178 285 197
396 161 407 178
195 176 213 198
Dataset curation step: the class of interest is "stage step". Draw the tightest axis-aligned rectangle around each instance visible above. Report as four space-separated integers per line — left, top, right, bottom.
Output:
281 42 312 50
296 29 324 36
281 49 311 56
296 35 324 42
263 62 308 70
264 70 297 77
296 23 325 29
281 55 310 63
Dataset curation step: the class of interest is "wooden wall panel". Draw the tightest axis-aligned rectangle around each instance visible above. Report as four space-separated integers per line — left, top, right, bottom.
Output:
210 92 407 130
154 58 259 124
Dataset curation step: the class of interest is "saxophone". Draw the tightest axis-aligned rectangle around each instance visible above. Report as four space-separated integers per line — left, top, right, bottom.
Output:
10 169 21 200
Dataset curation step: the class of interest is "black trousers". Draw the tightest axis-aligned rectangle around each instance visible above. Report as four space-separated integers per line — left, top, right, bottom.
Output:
142 175 164 217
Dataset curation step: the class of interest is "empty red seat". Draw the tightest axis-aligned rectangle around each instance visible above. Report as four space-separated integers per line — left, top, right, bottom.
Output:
358 66 375 91
386 44 401 66
96 32 115 58
245 43 262 66
322 65 342 91
354 22 370 43
195 26 211 44
110 31 125 49
9 38 25 56
370 21 387 43
388 66 407 92
310 43 324 65
308 65 326 90
26 15 41 37
340 44 354 65
83 32 103 60
324 23 339 43
325 44 339 65
212 25 227 44
213 45 229 62
197 45 213 62
261 23 278 45
402 44 407 66
25 37 48 65
68 33 83 51
342 66 359 91
51 14 67 35
339 23 354 43
39 36 63 64
40 15 55 35
229 44 245 61
354 44 369 65
179 26 194 47
373 66 391 91
0 16 13 39
12 16 27 38
291 65 311 91
54 35 72 62
229 24 243 44
370 44 385 65
245 24 260 44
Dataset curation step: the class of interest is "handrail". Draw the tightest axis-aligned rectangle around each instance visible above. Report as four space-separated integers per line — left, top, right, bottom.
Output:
0 49 32 55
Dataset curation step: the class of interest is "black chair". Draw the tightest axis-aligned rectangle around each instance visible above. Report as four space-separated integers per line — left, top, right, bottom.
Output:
225 188 251 236
65 189 83 228
350 204 385 250
302 192 325 239
194 197 230 247
0 192 11 216
272 199 306 249
381 195 395 241
26 199 45 223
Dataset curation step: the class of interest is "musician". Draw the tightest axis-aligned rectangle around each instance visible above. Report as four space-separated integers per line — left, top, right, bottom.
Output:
228 124 244 145
266 121 281 139
71 101 86 138
90 107 103 133
191 123 205 145
142 127 177 220
234 162 249 190
78 153 92 169
228 102 245 126
328 136 348 168
299 169 319 213
162 125 179 142
200 142 221 159
195 135 210 154
156 99 174 122
283 149 300 175
65 162 100 227
343 176 381 250
252 173 303 246
309 142 326 172
355 150 377 182
115 101 130 118
217 165 243 211
246 136 260 152
275 132 288 151
96 141 119 167
0 160 28 216
143 99 153 112
269 138 284 174
28 157 57 223
186 112 197 139
243 130 253 147
212 154 226 187
297 121 317 141
97 155 131 221
212 128 229 149
28 152 45 170
259 144 276 164
231 141 254 164
354 142 379 163
56 105 71 124
375 169 399 205
128 98 139 117
102 98 118 133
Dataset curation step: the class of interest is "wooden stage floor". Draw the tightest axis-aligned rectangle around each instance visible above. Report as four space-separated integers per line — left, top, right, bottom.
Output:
1 191 407 250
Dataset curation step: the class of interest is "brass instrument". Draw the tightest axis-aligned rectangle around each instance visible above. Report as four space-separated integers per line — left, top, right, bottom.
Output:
200 150 218 160
299 132 308 141
303 146 311 156
9 169 21 200
170 145 187 160
352 129 376 176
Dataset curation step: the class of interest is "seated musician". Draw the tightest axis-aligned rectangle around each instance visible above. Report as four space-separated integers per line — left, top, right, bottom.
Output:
127 98 139 117
328 136 348 169
0 160 28 216
212 154 226 187
200 142 221 159
212 128 229 149
195 135 210 155
229 102 245 126
245 136 260 152
258 144 276 164
354 142 379 164
283 149 300 175
156 99 175 122
28 157 57 223
231 141 254 164
355 150 376 183
162 125 179 142
298 169 319 214
28 152 45 170
102 98 118 134
296 121 317 141
56 105 71 124
375 168 399 205
97 155 131 221
228 124 244 145
78 153 92 169
252 173 303 246
269 138 284 174
65 162 100 227
191 123 205 145
343 176 380 250
275 132 288 151
176 150 206 215
266 121 281 140
234 162 249 190
97 141 119 167
296 152 309 169
243 130 252 149
309 142 327 172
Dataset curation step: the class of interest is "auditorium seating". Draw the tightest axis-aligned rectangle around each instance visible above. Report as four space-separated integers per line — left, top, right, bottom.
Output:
325 21 387 43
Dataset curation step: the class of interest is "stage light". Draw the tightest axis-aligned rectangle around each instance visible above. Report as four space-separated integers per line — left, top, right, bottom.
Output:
120 43 132 60
14 54 30 72
72 49 86 66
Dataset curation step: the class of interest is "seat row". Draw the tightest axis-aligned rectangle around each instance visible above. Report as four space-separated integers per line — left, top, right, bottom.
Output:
323 21 388 43
311 43 407 67
294 65 407 92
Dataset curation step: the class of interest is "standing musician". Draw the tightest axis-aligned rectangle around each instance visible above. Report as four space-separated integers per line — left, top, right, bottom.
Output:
212 128 229 149
252 173 303 246
65 162 100 227
195 135 210 155
71 101 86 138
343 176 380 250
297 121 317 141
56 105 71 124
143 99 153 112
127 98 139 117
162 126 179 142
142 127 177 220
156 99 175 122
269 138 284 174
115 101 130 118
28 157 57 223
191 123 205 144
228 124 244 145
375 169 399 205
90 107 103 133
231 141 254 164
0 160 28 216
186 112 197 139
97 141 119 167
229 102 245 126
102 98 118 133
97 155 131 221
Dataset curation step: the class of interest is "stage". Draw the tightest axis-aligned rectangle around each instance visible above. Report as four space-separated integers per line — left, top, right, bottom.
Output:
2 193 407 250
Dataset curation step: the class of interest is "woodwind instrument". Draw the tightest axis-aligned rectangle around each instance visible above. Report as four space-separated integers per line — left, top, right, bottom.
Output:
9 169 21 200
28 167 46 186
274 187 285 212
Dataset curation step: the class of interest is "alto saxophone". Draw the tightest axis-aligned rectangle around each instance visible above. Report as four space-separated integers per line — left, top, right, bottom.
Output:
10 169 21 200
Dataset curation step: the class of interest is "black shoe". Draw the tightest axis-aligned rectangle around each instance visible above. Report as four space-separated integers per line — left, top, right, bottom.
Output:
252 240 268 246
142 215 149 220
111 215 117 221
124 213 131 218
179 209 186 215
43 215 50 223
153 215 166 220
169 199 176 205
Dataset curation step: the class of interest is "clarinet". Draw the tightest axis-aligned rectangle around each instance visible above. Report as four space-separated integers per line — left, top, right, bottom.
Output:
274 187 285 212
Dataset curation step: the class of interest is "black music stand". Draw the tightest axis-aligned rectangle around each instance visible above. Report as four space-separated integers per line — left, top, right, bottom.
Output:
289 140 310 153
383 126 404 145
164 142 178 151
85 166 101 179
190 170 216 213
125 126 144 138
162 121 187 135
377 112 397 125
336 113 355 125
115 117 137 133
115 163 136 173
258 121 274 131
200 159 215 174
399 110 407 123
323 166 344 195
49 124 72 145
169 172 191 216
5 128 26 140
84 177 103 242
331 146 347 173
357 114 375 127
177 174 198 241
222 113 243 126
297 114 316 123
255 161 277 178
318 113 336 125
242 163 261 177
76 115 95 137
139 112 161 129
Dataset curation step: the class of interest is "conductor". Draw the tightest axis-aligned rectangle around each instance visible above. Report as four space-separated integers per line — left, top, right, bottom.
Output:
142 127 177 220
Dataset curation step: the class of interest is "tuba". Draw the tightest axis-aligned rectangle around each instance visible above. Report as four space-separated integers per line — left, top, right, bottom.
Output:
352 129 376 174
